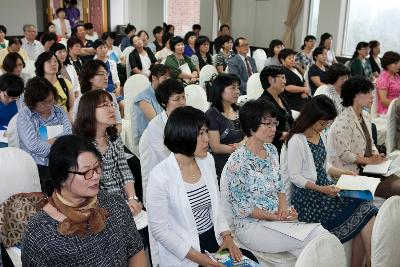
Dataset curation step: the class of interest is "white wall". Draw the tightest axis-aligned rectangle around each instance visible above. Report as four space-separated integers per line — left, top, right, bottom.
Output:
0 0 39 35
200 0 214 38
231 0 307 49
110 0 125 31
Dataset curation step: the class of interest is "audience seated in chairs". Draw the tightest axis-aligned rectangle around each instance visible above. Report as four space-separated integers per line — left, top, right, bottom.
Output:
21 135 147 266
183 31 197 58
155 32 173 63
148 26 164 53
0 37 29 66
0 73 24 130
227 37 257 95
137 30 150 50
120 23 136 52
128 35 157 77
214 35 234 74
213 24 231 54
328 76 400 199
18 77 72 191
73 89 143 211
265 39 284 67
71 23 96 63
295 35 316 75
225 98 330 256
259 66 294 154
205 74 245 179
84 22 99 42
66 37 84 74
279 48 309 111
35 51 75 119
40 32 57 52
314 63 350 114
147 106 257 266
191 35 212 73
308 46 328 96
375 51 400 115
2 52 30 84
284 95 377 267
164 36 198 82
369 40 382 78
349 41 373 80
102 31 126 64
21 24 44 61
133 64 170 143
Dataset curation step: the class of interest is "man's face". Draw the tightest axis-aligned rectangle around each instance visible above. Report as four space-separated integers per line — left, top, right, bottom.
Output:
24 26 37 41
221 26 230 36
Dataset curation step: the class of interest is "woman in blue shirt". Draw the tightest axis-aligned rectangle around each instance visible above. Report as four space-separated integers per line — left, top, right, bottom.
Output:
0 73 24 130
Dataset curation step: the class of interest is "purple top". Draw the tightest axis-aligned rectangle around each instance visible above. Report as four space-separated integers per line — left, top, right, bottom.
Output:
65 7 81 28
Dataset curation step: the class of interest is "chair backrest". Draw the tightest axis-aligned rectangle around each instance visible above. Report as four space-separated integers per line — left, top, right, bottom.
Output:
6 115 19 148
371 196 400 267
21 59 36 80
253 49 267 72
123 46 135 78
212 54 217 65
247 73 263 100
220 162 235 230
184 84 209 112
295 234 346 267
0 147 42 204
124 74 151 119
199 64 218 89
138 128 150 206
385 98 399 154
224 65 229 73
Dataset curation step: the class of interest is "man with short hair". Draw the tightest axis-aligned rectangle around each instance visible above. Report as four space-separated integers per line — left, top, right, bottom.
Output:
228 37 257 95
192 24 201 37
21 24 44 60
73 23 95 62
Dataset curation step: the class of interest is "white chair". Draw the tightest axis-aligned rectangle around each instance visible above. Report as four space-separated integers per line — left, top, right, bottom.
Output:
291 110 300 121
295 234 346 267
220 163 297 267
0 147 42 204
199 64 218 89
385 98 400 157
21 59 36 80
184 84 209 112
303 66 310 94
253 49 267 72
123 46 135 79
138 128 150 206
371 196 400 267
246 73 263 100
225 65 229 73
124 74 151 119
7 115 19 148
212 53 217 65
237 95 248 106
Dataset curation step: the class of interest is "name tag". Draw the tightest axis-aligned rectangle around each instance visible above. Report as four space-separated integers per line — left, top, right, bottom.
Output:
39 125 63 140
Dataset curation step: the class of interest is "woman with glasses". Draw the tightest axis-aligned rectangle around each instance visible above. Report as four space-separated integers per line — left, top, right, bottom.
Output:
191 35 212 73
350 42 373 80
17 77 72 192
205 74 245 179
224 98 329 256
73 89 142 216
284 95 377 266
328 77 400 198
22 135 147 266
259 66 293 154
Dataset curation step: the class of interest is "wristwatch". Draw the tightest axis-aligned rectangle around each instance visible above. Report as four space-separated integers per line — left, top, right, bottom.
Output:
128 195 139 202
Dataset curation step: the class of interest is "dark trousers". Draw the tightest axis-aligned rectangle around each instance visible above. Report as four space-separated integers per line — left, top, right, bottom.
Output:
123 146 143 202
37 165 50 195
199 227 258 263
1 241 15 267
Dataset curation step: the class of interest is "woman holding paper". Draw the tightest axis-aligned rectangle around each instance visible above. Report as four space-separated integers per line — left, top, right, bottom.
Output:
328 76 400 198
17 77 72 193
224 98 330 257
285 95 378 267
164 36 198 82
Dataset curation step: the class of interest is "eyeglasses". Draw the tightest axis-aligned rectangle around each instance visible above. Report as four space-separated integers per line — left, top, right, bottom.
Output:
68 163 102 180
95 72 108 77
38 98 55 107
96 102 117 108
318 120 333 128
260 120 279 128
170 94 186 102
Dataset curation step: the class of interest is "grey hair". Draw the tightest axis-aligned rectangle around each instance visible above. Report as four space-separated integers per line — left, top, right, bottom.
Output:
23 24 36 32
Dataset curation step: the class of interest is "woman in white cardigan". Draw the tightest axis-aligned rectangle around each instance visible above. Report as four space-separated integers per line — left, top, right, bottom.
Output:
284 95 377 267
52 8 71 38
147 106 257 267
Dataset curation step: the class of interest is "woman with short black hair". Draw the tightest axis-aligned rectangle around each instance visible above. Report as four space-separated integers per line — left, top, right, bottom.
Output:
265 39 284 67
0 73 24 130
215 35 234 73
191 35 212 73
295 35 316 74
147 106 256 267
184 31 196 57
308 46 328 95
206 74 245 178
369 40 381 78
18 77 72 190
350 41 373 80
22 135 147 266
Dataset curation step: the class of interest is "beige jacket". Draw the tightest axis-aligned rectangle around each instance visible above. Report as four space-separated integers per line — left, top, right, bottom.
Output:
327 106 378 174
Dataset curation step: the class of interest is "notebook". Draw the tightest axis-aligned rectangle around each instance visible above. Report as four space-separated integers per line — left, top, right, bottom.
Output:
336 175 381 200
206 250 261 267
261 221 321 241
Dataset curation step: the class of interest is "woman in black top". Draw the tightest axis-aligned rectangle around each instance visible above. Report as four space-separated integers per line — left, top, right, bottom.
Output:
259 65 294 153
278 48 310 111
129 35 157 77
205 74 245 179
369 40 381 78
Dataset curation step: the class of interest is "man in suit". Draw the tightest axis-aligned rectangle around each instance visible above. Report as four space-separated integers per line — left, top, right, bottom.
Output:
228 37 257 95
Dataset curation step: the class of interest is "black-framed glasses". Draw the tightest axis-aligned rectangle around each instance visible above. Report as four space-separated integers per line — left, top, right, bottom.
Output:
68 163 102 180
260 120 279 128
96 102 117 108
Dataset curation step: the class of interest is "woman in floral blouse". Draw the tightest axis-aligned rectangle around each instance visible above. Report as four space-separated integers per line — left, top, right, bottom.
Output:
215 35 234 73
224 98 329 256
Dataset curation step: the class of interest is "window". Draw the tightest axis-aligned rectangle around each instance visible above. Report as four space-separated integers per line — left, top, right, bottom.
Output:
343 0 400 56
307 0 320 37
164 0 200 37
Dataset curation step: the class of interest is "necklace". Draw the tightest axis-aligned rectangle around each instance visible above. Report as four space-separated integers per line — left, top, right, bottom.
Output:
177 157 197 181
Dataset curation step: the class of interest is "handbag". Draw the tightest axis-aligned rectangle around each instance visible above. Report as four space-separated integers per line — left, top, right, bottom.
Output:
0 192 46 248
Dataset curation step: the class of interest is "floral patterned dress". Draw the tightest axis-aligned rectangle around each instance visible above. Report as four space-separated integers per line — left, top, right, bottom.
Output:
291 138 378 242
226 144 284 231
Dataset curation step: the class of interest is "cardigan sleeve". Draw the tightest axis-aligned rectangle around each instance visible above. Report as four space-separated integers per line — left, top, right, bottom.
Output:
287 136 309 188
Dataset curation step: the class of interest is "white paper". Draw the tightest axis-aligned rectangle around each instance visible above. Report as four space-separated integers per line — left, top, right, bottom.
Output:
336 175 381 196
0 130 8 143
262 221 321 241
46 125 64 139
179 63 192 75
125 152 134 160
385 155 400 176
363 160 392 175
133 210 148 230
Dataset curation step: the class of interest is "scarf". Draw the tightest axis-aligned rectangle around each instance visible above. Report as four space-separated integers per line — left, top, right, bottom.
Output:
49 191 109 236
